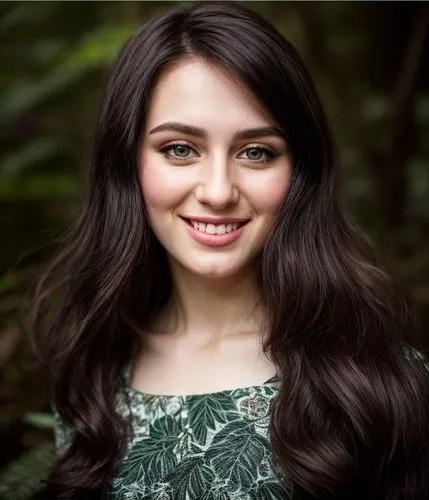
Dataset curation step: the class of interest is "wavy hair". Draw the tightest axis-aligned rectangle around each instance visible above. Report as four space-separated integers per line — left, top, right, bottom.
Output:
30 1 429 498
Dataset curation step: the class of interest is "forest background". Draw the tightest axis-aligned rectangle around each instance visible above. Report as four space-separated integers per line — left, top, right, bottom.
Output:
0 1 428 498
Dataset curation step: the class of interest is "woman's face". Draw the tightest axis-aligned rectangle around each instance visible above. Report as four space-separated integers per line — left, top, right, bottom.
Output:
139 59 291 279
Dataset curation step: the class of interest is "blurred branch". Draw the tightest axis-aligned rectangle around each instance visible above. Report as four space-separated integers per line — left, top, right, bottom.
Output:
0 322 22 369
376 4 429 227
392 5 429 113
293 2 376 155
295 3 429 228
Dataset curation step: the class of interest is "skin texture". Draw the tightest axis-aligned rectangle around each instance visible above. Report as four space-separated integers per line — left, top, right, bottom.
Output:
135 59 292 394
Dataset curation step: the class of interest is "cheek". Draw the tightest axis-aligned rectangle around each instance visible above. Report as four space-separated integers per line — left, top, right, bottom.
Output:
248 167 291 215
139 162 185 212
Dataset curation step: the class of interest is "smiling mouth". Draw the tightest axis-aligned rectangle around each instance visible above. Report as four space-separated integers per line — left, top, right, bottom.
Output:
182 217 249 235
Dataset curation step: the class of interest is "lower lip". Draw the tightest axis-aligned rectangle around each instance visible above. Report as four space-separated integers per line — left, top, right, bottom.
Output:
182 219 248 247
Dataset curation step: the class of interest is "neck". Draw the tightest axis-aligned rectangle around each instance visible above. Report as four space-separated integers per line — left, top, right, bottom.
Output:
150 257 266 343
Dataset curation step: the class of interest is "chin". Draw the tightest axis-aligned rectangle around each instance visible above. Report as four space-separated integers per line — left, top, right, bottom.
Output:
190 264 241 279
180 257 248 279
169 248 257 280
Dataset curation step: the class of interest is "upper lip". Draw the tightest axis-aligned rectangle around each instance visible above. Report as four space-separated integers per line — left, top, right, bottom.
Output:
181 216 250 224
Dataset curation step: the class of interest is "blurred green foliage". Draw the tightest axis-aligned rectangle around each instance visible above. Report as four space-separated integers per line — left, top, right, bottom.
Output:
0 1 428 497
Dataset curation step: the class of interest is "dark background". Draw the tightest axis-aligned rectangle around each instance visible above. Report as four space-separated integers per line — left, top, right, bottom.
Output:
1 1 428 496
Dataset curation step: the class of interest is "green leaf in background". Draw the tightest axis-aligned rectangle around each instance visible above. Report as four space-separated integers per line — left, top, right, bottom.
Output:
0 139 63 178
65 25 139 69
0 174 78 198
22 412 56 430
0 66 89 122
0 273 18 294
0 441 54 499
0 25 137 122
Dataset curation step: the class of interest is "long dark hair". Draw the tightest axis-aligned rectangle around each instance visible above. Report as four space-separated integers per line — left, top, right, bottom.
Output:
30 1 429 498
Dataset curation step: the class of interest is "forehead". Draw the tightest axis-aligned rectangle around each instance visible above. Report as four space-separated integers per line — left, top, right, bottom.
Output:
144 58 274 130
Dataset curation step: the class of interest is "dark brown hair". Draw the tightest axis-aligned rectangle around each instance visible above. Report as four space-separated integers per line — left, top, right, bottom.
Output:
30 1 429 498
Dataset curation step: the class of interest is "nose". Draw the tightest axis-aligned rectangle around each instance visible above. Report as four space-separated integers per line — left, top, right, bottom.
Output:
194 155 239 209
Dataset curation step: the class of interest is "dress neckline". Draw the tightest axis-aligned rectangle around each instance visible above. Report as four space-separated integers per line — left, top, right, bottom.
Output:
123 361 281 400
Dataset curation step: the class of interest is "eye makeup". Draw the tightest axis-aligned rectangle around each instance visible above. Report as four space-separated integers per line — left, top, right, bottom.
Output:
158 141 281 166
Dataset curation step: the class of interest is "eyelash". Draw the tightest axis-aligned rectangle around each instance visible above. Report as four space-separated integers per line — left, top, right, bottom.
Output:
158 141 280 165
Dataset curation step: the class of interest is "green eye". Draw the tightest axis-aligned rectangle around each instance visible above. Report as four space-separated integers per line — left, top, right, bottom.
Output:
159 142 279 165
161 143 198 160
238 146 279 164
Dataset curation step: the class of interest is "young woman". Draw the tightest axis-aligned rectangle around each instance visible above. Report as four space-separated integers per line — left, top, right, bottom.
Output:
31 1 429 499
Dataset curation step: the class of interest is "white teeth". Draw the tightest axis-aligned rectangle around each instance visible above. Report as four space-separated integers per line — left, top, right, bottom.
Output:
189 220 242 234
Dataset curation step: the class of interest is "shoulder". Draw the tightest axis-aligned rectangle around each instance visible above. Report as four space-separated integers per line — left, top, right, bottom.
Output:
53 409 73 455
402 343 429 373
52 381 130 456
403 343 427 362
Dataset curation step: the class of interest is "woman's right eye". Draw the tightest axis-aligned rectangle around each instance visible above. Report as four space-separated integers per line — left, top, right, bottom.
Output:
159 142 199 160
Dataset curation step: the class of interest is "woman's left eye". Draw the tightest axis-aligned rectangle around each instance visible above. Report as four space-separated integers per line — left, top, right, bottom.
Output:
237 146 279 164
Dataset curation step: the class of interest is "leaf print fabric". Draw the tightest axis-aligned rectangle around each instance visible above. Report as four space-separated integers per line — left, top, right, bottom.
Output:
186 393 238 444
105 375 292 500
53 344 429 499
205 420 268 490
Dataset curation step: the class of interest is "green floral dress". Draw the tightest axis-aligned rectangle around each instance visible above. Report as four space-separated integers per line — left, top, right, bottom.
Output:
54 345 428 499
55 365 291 499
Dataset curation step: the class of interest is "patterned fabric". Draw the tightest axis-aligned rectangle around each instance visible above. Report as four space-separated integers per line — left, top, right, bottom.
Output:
54 365 291 499
106 368 290 499
53 345 429 499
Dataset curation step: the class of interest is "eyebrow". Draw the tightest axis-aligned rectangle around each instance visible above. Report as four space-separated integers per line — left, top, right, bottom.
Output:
148 121 285 141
